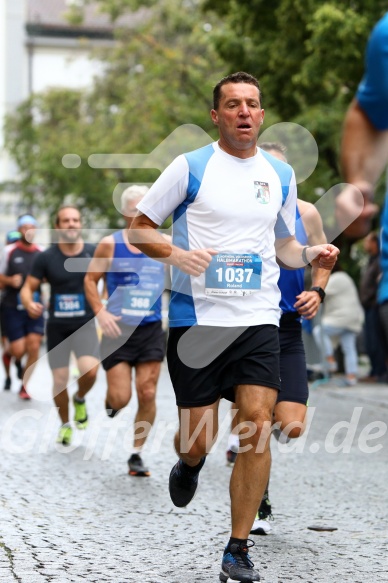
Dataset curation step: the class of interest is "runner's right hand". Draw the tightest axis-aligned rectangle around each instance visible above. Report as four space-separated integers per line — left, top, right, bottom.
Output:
96 308 122 338
27 301 44 319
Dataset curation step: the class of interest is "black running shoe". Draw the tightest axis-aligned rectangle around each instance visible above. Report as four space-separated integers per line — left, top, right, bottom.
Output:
220 540 260 582
169 457 206 507
105 399 120 418
15 359 23 380
3 377 11 391
128 454 150 477
226 448 238 466
272 427 291 444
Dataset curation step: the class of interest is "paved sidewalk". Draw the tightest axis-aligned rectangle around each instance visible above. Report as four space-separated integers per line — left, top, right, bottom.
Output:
0 355 387 583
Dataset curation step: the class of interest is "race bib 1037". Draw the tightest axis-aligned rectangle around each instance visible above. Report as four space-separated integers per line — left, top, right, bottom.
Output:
205 253 262 296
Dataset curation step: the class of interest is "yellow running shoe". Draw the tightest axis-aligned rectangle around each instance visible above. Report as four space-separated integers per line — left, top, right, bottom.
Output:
56 425 73 446
73 395 88 429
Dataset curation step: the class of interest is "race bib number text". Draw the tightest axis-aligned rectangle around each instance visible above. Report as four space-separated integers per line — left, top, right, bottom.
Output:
205 253 262 296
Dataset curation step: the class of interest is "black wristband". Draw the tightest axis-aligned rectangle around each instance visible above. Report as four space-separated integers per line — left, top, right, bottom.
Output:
301 246 310 266
310 286 326 303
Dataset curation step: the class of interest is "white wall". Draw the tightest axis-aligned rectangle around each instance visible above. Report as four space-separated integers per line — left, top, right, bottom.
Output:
0 0 26 183
0 0 109 234
30 44 106 93
1 0 110 184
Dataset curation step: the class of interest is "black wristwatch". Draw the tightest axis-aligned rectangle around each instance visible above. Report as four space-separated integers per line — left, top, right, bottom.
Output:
310 286 326 303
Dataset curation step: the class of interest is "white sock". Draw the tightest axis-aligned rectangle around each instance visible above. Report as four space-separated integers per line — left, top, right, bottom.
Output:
227 433 240 451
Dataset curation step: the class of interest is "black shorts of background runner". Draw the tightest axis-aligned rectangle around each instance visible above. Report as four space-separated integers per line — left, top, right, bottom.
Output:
277 317 309 406
100 320 166 371
2 307 45 342
0 302 7 337
46 319 99 369
167 324 280 408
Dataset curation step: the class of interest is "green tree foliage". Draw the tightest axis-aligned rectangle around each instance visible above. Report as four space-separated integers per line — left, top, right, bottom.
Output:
4 89 113 225
204 0 387 209
4 0 226 226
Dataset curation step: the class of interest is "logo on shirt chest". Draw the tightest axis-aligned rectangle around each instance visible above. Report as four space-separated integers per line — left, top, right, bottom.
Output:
254 181 270 204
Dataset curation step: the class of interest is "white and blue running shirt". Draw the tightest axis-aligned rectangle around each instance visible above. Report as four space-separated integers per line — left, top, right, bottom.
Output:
137 142 296 327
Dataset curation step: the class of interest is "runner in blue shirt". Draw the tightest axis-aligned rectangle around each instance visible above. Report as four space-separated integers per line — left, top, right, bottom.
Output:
338 12 388 239
227 142 331 536
84 185 167 477
338 12 388 384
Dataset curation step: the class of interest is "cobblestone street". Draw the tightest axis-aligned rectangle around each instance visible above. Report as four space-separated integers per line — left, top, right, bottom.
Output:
1 354 387 582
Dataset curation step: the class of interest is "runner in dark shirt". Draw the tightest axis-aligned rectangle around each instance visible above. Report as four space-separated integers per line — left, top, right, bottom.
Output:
1 230 24 391
0 215 44 399
21 206 99 445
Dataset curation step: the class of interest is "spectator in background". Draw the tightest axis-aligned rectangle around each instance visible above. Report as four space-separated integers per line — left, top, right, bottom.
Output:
359 232 386 382
313 263 364 386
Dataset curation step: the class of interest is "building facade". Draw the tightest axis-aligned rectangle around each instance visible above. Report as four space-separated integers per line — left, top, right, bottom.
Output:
0 0 142 236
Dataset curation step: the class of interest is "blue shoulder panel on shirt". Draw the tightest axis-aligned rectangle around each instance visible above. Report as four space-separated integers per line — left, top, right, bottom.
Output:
170 144 215 327
260 149 293 204
173 144 215 223
295 204 308 246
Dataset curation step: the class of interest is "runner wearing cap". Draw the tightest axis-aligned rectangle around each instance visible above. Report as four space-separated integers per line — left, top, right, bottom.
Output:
0 215 44 399
0 230 24 390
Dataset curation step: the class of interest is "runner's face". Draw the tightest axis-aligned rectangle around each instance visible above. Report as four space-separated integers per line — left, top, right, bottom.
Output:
211 83 264 158
56 208 82 242
123 197 142 227
19 224 36 244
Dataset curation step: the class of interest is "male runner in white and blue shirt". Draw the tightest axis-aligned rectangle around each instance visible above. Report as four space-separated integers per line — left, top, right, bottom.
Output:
130 72 339 583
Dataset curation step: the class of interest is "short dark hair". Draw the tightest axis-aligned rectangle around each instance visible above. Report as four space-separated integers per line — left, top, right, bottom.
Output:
213 72 262 110
55 205 81 226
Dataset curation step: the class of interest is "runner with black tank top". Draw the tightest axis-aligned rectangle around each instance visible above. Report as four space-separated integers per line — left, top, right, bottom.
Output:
21 206 99 445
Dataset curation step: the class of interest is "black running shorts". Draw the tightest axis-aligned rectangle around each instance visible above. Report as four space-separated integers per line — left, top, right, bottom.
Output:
278 319 309 405
167 324 280 407
46 319 99 370
0 303 7 338
2 306 44 342
100 320 166 371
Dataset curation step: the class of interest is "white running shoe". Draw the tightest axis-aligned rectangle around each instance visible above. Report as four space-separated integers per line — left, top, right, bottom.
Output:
250 516 272 535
